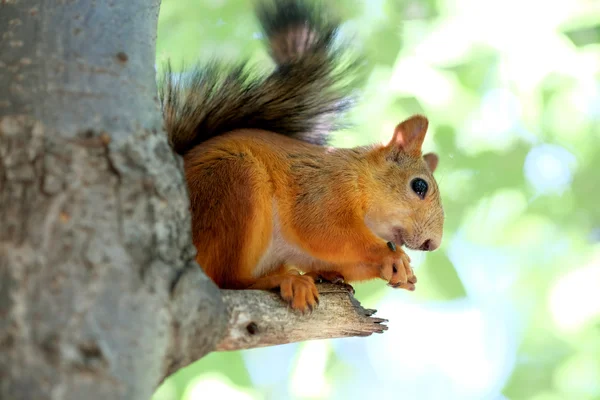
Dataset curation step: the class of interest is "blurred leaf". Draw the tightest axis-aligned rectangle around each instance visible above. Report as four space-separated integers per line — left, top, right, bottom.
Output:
563 25 600 47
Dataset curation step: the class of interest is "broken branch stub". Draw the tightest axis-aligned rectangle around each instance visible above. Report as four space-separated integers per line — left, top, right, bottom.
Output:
216 283 388 351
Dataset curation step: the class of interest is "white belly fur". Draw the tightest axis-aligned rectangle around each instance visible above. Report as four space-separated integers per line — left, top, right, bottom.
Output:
252 205 322 278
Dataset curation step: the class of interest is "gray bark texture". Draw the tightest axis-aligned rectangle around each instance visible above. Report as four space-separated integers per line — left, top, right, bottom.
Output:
0 1 388 399
0 1 226 399
217 283 387 352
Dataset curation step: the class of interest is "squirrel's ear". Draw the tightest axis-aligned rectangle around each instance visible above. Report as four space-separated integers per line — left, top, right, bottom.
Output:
389 115 429 157
423 152 438 173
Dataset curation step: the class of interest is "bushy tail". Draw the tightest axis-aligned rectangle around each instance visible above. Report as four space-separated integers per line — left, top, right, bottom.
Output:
159 0 362 155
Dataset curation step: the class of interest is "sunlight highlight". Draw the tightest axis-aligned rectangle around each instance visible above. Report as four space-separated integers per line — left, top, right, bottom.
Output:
290 341 332 398
548 254 600 334
524 144 577 195
362 296 516 399
389 56 455 107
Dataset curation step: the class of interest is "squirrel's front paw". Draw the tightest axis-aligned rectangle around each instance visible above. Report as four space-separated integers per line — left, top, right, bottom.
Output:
380 251 417 291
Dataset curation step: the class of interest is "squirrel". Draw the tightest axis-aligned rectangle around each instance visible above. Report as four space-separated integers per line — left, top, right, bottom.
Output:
159 0 444 312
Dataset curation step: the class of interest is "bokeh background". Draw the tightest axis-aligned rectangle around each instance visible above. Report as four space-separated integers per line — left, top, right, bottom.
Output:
153 0 600 399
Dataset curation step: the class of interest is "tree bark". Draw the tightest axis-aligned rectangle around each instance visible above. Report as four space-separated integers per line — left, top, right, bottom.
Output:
0 1 388 399
0 1 226 399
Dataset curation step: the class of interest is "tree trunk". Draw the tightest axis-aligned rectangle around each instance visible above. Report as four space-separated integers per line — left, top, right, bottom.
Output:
0 1 388 399
0 1 226 399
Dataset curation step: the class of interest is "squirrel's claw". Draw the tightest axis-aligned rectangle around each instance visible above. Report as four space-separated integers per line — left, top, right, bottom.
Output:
280 274 320 314
303 271 353 294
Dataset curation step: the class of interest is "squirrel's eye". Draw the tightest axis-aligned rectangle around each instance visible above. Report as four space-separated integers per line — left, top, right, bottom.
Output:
411 178 428 199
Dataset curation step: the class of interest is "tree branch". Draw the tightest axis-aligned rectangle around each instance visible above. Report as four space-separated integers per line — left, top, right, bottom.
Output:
216 283 388 351
164 274 387 381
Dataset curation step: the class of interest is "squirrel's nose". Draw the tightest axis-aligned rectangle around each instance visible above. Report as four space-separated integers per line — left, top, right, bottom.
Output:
419 239 437 251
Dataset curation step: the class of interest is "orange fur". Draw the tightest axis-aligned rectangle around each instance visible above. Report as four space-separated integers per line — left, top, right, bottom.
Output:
183 115 444 312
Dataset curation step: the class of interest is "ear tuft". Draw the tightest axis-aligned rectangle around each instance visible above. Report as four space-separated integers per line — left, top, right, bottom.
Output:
389 115 429 156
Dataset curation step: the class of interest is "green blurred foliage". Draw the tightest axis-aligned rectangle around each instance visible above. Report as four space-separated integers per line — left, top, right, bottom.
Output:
154 0 600 399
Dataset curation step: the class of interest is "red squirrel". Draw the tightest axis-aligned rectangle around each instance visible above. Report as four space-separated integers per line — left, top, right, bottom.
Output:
160 0 444 312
